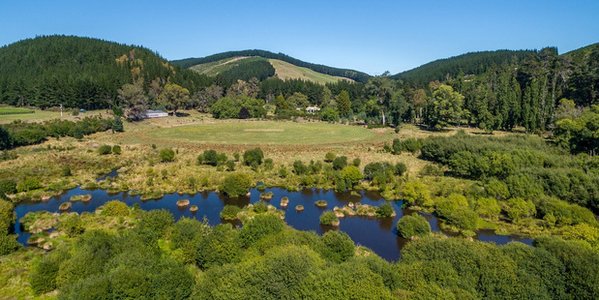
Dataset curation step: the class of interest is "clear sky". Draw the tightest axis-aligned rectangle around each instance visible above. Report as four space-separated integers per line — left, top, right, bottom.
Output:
1 0 598 75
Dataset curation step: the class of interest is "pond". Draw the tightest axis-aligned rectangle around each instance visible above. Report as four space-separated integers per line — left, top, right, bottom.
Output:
13 186 533 261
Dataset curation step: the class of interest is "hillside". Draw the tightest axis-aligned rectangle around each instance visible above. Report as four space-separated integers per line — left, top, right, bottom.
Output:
392 49 536 86
188 55 353 85
0 35 211 109
562 42 599 64
172 49 370 83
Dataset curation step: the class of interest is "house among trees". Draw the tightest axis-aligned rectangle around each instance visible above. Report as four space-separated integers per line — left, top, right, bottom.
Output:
305 106 321 114
145 110 168 118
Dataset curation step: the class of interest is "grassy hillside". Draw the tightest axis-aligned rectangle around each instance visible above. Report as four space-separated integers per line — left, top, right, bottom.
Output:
172 49 370 83
188 56 352 85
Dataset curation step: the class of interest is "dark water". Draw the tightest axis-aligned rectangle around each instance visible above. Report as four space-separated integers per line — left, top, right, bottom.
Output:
13 187 533 261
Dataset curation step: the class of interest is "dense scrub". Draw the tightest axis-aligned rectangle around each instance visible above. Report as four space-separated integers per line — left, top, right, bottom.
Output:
0 116 115 150
401 132 599 211
13 203 598 299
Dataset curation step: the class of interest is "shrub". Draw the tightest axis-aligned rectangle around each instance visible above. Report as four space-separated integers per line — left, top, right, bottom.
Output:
239 214 284 248
484 178 510 200
436 194 479 231
29 249 68 294
159 148 175 162
133 210 174 243
243 148 264 167
0 179 17 199
198 149 218 166
320 107 340 122
220 205 241 220
59 214 85 237
111 145 122 155
352 158 361 167
196 224 241 269
221 173 253 198
392 138 423 154
322 231 354 263
363 162 394 184
263 158 274 170
253 201 268 213
332 156 348 170
376 202 395 218
505 198 536 222
0 234 19 255
397 214 431 238
278 166 288 178
395 162 407 176
400 180 433 207
340 166 363 188
112 116 124 132
225 160 236 171
16 178 41 192
320 211 339 225
293 160 308 175
98 144 112 155
100 200 129 217
61 166 72 176
324 152 336 162
0 200 14 233
475 197 502 220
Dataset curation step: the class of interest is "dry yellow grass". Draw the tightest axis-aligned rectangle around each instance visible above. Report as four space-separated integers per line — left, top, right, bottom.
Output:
4 110 524 200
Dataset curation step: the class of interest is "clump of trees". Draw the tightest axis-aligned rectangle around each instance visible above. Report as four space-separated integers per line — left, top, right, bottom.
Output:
211 96 266 119
243 148 264 168
221 173 253 197
396 214 431 238
0 117 114 150
197 149 227 166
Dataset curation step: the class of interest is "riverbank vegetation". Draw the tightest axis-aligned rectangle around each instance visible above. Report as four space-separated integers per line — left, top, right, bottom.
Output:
0 202 596 299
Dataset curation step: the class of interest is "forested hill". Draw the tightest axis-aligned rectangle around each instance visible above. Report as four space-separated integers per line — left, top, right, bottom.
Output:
562 42 599 63
171 50 371 83
0 35 211 109
392 50 535 86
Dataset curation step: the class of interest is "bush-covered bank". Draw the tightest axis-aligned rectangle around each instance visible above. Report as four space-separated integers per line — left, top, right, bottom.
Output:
0 116 117 150
1 201 595 299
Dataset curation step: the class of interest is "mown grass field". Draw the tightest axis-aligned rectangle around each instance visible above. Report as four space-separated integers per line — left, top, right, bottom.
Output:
146 120 376 145
0 106 34 115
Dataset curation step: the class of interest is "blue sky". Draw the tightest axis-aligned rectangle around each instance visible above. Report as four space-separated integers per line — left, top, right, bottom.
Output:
1 0 598 74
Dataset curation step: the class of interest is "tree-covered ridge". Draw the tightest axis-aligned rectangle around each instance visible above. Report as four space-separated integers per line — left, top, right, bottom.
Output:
562 42 599 64
171 49 371 83
0 35 211 109
212 57 276 86
392 49 536 86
